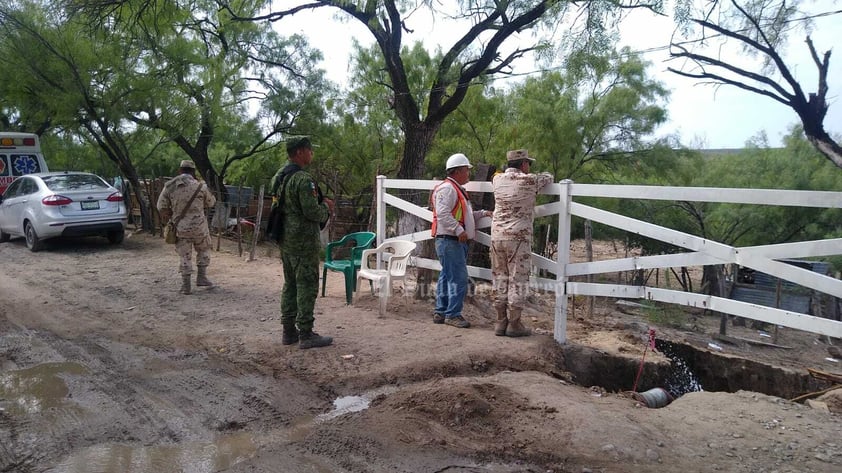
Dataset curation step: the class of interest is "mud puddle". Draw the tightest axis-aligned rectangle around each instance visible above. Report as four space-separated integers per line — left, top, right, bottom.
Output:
48 433 257 473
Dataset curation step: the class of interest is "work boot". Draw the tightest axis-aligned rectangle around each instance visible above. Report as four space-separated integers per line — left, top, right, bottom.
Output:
299 330 333 349
494 306 508 336
180 274 192 295
282 325 299 345
196 266 214 287
506 309 531 337
444 316 470 328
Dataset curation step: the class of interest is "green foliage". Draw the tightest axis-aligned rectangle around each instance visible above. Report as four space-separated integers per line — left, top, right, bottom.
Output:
502 48 669 181
0 0 330 196
643 302 689 329
695 126 842 247
602 125 842 259
432 84 508 175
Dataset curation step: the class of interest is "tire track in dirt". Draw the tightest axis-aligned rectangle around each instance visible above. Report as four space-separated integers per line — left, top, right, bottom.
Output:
0 323 334 471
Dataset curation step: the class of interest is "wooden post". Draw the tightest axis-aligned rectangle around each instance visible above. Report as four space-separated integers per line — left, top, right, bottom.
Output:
774 279 783 343
236 180 244 257
585 219 594 317
215 183 223 252
146 177 158 236
249 185 265 262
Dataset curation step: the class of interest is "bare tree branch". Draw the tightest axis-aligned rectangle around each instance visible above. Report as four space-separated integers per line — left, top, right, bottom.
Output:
668 1 842 168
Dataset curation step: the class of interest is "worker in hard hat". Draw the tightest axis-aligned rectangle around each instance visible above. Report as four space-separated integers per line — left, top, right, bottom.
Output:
429 153 492 329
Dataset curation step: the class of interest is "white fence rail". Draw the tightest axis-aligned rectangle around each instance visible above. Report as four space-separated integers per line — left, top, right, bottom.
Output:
375 176 842 343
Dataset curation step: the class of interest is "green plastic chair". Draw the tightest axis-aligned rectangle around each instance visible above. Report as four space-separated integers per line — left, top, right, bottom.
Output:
321 231 376 304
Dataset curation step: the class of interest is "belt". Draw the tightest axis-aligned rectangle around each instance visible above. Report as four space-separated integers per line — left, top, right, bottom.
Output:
435 234 459 241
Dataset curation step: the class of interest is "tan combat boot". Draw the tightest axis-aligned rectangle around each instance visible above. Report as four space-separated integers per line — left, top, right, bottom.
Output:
506 308 531 337
180 274 192 295
196 266 214 287
494 305 508 336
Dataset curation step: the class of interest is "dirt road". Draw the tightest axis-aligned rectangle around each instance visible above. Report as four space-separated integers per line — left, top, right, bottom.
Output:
1 231 841 472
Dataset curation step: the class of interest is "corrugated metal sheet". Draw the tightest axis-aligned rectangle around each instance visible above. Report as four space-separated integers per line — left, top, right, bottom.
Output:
731 286 811 313
224 185 253 208
730 259 833 315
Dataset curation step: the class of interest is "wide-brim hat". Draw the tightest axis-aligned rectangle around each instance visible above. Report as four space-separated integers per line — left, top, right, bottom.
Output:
506 149 535 163
179 159 196 169
286 136 313 153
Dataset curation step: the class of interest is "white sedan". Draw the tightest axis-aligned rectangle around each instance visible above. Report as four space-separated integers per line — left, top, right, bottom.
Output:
0 171 127 251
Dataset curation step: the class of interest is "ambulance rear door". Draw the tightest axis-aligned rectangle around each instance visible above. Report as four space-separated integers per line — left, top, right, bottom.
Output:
0 133 49 195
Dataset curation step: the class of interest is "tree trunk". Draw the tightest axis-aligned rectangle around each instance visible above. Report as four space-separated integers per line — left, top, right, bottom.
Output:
82 125 153 231
806 132 842 169
701 265 723 297
398 123 439 300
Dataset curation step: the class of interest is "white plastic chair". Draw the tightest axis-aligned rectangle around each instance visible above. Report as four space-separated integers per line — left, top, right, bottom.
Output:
355 239 417 315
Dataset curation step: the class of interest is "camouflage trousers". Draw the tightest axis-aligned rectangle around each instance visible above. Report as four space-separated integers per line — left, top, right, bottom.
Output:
490 239 531 312
281 251 320 332
175 235 211 275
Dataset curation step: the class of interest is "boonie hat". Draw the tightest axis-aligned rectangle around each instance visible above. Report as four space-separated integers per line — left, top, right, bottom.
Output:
179 160 196 169
506 149 535 163
286 136 313 154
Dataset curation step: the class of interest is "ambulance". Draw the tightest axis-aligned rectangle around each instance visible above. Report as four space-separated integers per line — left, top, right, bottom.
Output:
0 132 50 195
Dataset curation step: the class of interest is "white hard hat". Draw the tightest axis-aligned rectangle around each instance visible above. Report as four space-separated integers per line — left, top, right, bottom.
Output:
445 153 473 170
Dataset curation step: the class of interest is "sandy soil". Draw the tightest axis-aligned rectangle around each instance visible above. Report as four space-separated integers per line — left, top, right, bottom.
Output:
1 230 841 473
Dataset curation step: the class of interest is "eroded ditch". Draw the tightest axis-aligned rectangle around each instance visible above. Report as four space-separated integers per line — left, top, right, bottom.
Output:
560 338 831 401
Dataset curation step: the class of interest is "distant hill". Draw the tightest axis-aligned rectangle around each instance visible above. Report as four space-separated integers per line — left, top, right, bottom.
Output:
696 148 784 158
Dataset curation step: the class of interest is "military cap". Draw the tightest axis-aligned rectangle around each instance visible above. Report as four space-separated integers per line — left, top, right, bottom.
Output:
506 149 535 163
179 160 196 169
286 136 313 154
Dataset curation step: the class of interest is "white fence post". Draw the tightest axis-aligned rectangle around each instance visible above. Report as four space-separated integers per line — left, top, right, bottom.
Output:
376 175 386 247
555 179 573 344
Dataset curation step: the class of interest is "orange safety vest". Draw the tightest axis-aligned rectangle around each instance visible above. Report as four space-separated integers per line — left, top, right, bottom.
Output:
430 178 468 237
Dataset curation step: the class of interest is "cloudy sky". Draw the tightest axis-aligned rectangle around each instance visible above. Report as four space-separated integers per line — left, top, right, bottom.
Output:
280 1 841 149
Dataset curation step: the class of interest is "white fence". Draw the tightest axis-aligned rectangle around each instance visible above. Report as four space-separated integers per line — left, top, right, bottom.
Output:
375 176 842 343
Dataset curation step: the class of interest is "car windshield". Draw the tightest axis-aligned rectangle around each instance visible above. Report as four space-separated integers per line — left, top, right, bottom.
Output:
42 174 109 191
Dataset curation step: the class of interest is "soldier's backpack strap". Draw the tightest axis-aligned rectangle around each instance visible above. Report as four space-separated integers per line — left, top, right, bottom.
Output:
266 163 302 244
272 163 302 202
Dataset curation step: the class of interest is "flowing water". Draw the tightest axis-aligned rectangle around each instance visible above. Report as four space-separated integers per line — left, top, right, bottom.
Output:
655 339 704 398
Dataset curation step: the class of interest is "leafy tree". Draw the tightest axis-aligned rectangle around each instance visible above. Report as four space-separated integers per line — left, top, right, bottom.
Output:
222 0 654 182
613 127 842 297
0 1 157 227
2 0 329 230
505 48 670 182
106 0 329 194
432 84 508 171
699 127 842 247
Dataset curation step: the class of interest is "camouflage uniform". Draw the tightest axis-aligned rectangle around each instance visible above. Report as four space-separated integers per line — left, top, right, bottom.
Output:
274 163 330 332
491 168 553 312
156 173 216 276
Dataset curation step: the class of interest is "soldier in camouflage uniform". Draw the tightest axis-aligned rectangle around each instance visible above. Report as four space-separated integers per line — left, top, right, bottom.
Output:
271 137 335 349
491 149 553 337
156 160 216 295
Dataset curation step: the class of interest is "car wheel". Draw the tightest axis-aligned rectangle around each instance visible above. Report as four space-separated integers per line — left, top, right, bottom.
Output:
0 228 9 243
107 230 125 244
24 221 44 252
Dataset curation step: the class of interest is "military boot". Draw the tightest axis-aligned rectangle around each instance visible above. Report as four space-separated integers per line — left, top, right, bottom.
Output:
196 266 214 287
506 308 531 337
180 274 192 295
494 306 508 337
298 330 333 349
282 324 299 345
